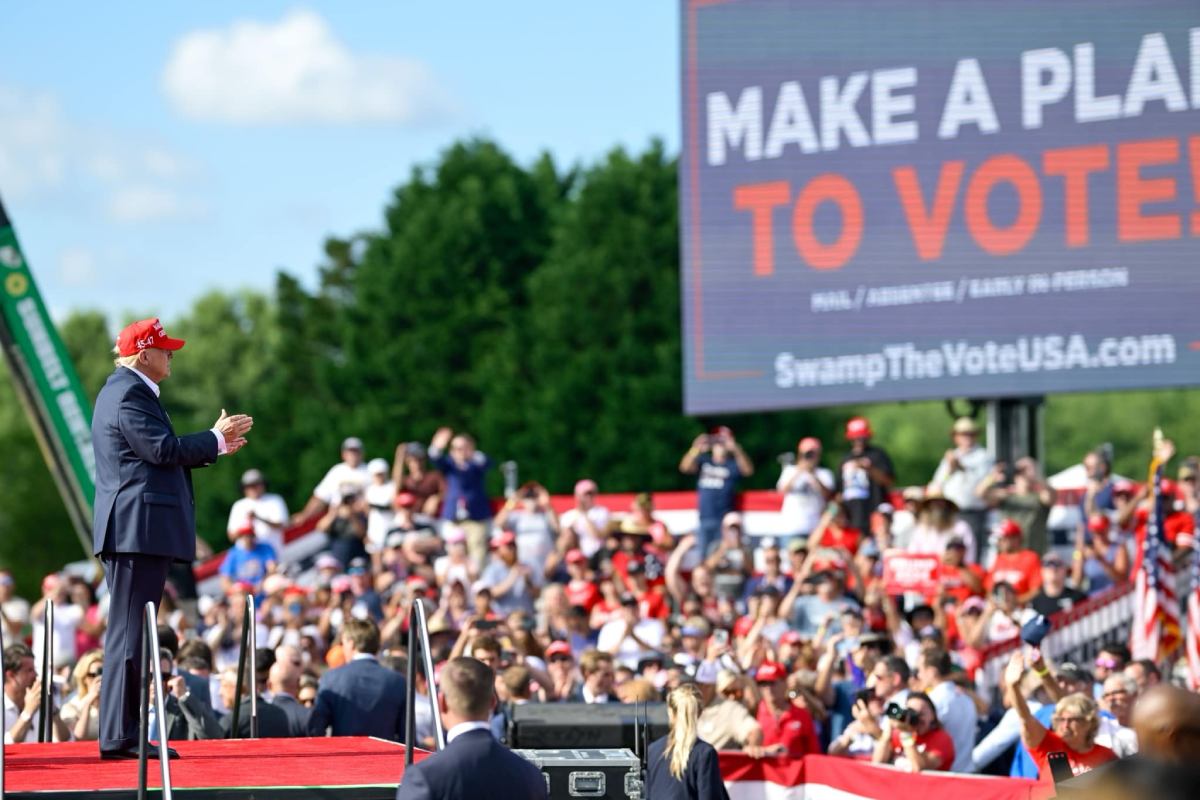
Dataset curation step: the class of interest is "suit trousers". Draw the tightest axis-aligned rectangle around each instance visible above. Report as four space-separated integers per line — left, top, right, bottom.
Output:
98 552 171 752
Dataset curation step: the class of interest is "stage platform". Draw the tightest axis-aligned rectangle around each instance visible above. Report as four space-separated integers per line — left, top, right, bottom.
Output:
4 737 420 800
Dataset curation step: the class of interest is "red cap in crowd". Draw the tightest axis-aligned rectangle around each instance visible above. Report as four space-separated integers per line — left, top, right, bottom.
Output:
846 417 872 439
565 549 587 565
545 641 573 660
574 479 598 495
491 531 517 548
394 492 417 509
116 318 185 357
1088 514 1111 534
997 519 1023 538
779 631 804 646
754 661 788 683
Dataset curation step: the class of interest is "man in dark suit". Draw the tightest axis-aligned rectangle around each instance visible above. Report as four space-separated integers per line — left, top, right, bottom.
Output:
267 656 310 737
396 657 547 800
308 618 406 739
91 318 252 759
218 667 291 738
564 650 618 703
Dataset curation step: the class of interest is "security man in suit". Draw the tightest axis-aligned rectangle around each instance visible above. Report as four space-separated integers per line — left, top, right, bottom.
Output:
92 318 253 759
396 657 547 800
308 618 407 738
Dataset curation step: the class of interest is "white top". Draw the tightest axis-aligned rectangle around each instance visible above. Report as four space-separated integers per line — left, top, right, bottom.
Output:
776 465 834 536
33 601 84 670
596 617 665 670
3 693 44 743
929 446 994 511
227 494 289 554
313 462 370 505
364 481 397 550
908 519 978 564
928 680 979 773
560 505 611 557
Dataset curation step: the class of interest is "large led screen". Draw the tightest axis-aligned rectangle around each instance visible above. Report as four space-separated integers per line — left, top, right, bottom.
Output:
680 0 1200 413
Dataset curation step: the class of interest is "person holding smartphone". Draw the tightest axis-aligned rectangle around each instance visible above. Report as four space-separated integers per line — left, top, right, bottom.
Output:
777 437 835 542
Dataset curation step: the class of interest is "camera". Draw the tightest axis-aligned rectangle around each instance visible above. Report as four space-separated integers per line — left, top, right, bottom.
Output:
885 702 919 727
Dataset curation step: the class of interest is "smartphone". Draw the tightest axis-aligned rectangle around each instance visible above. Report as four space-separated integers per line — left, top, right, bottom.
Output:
475 619 498 631
712 629 729 647
1046 751 1073 784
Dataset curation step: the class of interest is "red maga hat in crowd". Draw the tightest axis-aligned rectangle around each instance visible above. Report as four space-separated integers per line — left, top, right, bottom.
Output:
754 661 788 683
116 318 185 357
845 417 872 439
997 519 1023 538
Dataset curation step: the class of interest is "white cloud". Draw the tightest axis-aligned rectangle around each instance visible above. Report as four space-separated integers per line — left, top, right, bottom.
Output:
161 9 453 125
58 247 98 287
107 186 197 223
0 83 200 224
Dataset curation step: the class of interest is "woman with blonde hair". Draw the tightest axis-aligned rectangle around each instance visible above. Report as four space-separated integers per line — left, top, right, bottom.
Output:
647 683 730 800
60 649 103 740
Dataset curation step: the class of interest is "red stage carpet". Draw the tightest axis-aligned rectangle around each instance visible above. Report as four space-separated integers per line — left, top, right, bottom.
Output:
4 737 422 799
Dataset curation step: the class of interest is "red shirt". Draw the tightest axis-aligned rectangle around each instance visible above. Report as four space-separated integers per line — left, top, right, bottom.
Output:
818 525 862 554
987 550 1043 596
1031 730 1116 781
566 579 601 613
637 588 669 620
930 562 985 604
887 727 956 771
756 699 820 758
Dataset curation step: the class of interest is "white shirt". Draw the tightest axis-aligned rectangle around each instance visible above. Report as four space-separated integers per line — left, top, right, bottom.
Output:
123 366 227 453
930 446 994 511
1096 716 1138 758
776 465 835 536
581 686 611 704
313 462 369 505
928 680 978 773
227 494 289 554
446 719 492 743
364 481 397 550
560 506 611 557
596 617 665 670
33 601 84 670
3 692 53 743
908 519 978 564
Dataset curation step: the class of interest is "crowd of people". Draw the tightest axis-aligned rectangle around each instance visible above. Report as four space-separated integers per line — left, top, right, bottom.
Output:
4 417 1199 789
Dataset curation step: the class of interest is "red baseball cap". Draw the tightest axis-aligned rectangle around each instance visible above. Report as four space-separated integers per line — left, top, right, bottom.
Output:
798 436 822 452
846 417 872 439
574 479 598 495
779 631 804 646
1088 514 1112 534
116 318 185 357
491 531 517 548
393 492 417 509
754 661 788 683
565 549 587 565
545 641 573 659
997 519 1023 538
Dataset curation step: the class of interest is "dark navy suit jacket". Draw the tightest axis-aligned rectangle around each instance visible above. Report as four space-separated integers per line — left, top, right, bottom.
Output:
396 728 548 800
91 367 217 560
646 735 730 800
307 656 407 739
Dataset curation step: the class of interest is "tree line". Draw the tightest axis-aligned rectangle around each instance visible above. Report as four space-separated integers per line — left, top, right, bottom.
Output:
1 137 1195 593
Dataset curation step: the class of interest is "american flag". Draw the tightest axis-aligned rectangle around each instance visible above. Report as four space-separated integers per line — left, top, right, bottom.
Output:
1186 523 1200 691
1130 461 1181 661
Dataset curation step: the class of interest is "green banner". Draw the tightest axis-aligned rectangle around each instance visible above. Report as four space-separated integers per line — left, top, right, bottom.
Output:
0 197 95 551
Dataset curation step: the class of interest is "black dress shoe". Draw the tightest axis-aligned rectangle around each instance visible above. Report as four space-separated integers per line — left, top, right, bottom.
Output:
100 745 180 760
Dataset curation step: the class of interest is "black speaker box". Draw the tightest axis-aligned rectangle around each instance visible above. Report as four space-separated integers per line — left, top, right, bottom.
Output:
509 702 670 750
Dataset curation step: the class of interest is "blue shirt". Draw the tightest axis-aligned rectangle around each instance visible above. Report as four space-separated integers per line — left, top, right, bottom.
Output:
219 541 277 588
431 450 493 521
696 454 741 522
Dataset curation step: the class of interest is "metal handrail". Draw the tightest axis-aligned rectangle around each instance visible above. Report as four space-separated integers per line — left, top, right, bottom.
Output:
404 600 445 766
137 602 173 800
37 599 54 743
229 593 259 738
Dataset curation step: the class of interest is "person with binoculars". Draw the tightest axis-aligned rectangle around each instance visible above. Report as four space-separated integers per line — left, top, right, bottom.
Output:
870 692 956 773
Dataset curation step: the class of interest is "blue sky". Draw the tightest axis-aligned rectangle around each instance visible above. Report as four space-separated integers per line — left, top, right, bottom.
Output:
0 2 679 323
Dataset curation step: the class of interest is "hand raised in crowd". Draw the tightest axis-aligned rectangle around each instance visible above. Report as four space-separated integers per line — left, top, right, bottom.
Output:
851 697 882 739
24 679 42 715
168 674 188 699
431 427 453 451
1003 651 1026 689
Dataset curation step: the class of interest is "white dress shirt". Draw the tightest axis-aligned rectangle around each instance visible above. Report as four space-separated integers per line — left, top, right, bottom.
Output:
445 719 491 743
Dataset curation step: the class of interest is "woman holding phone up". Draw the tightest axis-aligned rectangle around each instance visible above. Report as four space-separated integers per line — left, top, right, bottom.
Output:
647 684 731 800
